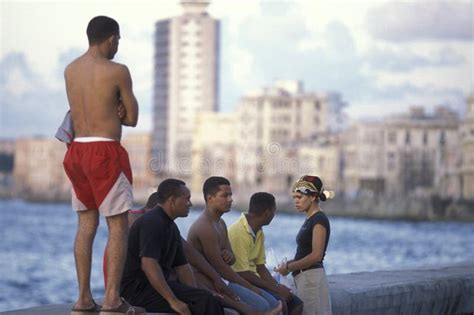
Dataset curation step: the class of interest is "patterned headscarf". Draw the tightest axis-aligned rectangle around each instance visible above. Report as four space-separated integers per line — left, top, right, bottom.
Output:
292 175 323 195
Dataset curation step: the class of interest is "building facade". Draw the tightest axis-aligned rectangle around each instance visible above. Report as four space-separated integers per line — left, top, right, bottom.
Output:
13 138 70 201
121 133 155 203
342 106 461 200
460 95 474 199
234 80 345 201
152 0 220 177
191 112 237 202
0 139 15 198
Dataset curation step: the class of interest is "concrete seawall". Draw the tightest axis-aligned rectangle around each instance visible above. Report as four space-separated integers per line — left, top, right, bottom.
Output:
328 261 474 314
2 261 473 315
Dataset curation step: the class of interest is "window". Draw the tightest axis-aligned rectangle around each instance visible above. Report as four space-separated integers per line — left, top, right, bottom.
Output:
388 131 397 144
423 131 428 146
319 156 325 169
439 130 446 146
314 101 320 111
387 152 396 171
405 130 411 145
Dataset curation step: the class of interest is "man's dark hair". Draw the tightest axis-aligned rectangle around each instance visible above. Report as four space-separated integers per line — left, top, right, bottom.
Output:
145 192 160 208
86 16 119 45
157 179 186 203
248 192 276 215
203 176 230 202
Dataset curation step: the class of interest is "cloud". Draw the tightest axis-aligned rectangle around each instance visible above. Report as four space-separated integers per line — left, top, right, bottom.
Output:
0 51 152 138
345 82 467 119
366 47 466 72
0 53 67 138
1 0 472 138
224 12 373 101
367 1 474 42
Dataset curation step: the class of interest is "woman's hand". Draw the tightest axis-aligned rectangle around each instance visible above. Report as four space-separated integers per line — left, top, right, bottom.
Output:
274 265 290 276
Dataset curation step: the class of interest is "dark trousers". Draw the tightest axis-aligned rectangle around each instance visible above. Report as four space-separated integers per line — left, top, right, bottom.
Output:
123 280 224 315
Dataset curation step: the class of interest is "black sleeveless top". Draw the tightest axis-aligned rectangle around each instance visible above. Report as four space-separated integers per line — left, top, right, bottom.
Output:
294 211 330 263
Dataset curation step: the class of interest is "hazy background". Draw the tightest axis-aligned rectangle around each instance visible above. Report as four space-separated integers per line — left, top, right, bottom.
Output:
1 0 472 138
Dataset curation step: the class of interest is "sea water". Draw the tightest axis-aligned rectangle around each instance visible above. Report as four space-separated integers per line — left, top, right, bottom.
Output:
1 199 473 312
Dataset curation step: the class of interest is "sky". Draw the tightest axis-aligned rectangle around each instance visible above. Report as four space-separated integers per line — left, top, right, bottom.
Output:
0 0 473 138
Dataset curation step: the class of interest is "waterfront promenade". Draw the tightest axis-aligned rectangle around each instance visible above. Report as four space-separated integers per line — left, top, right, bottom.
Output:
3 261 473 315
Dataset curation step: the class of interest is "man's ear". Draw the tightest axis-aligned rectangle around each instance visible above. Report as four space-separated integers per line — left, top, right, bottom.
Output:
205 193 212 203
107 34 117 44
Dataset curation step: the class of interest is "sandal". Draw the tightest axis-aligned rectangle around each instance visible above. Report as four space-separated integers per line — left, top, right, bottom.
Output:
99 297 146 315
71 300 101 315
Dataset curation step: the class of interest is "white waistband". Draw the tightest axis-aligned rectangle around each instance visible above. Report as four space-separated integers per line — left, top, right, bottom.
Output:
74 137 115 142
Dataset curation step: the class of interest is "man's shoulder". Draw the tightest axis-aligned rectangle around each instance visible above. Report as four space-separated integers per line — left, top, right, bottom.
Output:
106 61 129 74
191 213 210 228
218 217 228 228
64 57 82 76
138 208 164 227
228 218 244 234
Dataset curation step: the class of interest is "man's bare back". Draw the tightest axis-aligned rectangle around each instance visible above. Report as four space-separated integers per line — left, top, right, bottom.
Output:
64 16 145 314
65 52 138 141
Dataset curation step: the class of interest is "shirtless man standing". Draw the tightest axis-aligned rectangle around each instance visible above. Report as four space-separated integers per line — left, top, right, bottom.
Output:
63 16 144 315
187 177 282 314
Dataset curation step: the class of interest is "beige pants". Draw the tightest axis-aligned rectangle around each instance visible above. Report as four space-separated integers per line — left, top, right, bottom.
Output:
294 268 332 315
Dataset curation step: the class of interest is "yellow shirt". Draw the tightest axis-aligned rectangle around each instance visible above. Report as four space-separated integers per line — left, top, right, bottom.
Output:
228 213 266 274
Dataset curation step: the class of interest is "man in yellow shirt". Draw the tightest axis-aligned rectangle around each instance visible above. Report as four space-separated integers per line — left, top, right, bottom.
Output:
228 192 303 315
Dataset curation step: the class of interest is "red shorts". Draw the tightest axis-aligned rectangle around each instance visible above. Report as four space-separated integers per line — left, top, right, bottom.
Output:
63 138 133 217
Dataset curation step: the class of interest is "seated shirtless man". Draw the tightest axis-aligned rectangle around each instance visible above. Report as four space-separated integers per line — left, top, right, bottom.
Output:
188 176 282 314
63 15 143 315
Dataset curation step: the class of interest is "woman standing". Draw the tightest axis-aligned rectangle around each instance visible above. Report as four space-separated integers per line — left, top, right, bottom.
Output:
275 175 332 315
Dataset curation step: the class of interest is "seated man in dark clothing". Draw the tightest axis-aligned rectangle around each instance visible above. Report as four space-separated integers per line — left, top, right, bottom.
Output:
120 178 224 315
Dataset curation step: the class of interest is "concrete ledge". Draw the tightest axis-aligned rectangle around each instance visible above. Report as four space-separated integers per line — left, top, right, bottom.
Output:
2 262 473 315
0 304 237 315
328 261 474 315
0 303 173 315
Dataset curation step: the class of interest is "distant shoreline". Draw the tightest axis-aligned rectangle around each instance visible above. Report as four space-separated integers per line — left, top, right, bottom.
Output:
2 197 473 223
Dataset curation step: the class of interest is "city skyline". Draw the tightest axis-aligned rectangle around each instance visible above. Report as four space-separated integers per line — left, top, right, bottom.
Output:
1 0 473 138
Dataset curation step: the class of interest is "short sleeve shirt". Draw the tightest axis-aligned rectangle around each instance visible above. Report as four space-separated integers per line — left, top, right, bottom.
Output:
294 211 330 262
228 213 266 274
121 206 187 289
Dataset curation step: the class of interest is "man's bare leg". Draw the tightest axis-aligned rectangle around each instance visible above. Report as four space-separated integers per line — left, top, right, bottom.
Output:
194 273 282 315
102 211 129 309
73 209 99 309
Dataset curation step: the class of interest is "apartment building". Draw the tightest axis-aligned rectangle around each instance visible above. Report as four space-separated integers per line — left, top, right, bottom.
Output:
460 95 474 199
13 137 69 200
152 0 220 177
342 106 461 199
0 139 15 198
191 112 237 202
235 80 345 195
121 133 155 202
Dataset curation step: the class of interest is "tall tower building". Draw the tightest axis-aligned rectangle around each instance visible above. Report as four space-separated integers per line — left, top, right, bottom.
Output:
152 0 220 176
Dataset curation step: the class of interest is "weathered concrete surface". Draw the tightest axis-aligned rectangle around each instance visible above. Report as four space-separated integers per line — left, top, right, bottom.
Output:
0 303 173 315
328 261 474 315
2 261 473 315
0 304 237 315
